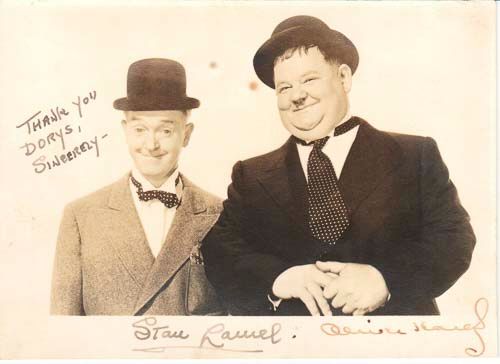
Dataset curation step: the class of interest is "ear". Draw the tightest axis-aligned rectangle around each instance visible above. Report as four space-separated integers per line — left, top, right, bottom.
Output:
121 119 127 132
338 64 352 93
183 123 194 147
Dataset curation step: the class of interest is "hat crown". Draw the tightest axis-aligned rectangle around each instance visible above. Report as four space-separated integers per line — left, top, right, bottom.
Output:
127 58 187 100
272 15 329 36
253 15 359 89
113 58 200 111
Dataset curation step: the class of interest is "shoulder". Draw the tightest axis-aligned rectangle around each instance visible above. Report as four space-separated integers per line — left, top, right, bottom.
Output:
364 119 436 155
232 141 291 180
181 176 223 214
385 131 441 162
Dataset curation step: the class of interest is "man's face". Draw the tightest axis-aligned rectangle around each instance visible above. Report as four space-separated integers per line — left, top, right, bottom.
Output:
122 110 193 186
273 46 351 141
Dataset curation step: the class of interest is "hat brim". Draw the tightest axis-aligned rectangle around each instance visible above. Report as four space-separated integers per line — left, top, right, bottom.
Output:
253 25 359 89
113 96 200 111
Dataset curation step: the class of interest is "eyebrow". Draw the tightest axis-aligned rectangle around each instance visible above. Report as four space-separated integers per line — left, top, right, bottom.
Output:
275 80 291 88
301 71 319 78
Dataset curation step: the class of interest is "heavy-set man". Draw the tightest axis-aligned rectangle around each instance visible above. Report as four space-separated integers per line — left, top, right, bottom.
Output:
202 16 475 316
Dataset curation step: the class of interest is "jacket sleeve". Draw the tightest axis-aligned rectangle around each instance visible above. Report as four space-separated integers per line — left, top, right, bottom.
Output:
371 137 476 304
201 161 294 315
50 204 85 315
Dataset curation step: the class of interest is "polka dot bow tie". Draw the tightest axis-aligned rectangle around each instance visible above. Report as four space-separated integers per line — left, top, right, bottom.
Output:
130 175 180 208
307 136 350 245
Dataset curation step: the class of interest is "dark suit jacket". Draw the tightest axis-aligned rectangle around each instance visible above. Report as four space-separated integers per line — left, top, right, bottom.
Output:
201 118 475 315
51 173 225 316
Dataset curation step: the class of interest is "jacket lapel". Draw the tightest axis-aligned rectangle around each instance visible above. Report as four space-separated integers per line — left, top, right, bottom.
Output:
102 174 155 289
256 119 404 242
338 118 403 218
133 176 219 315
257 138 309 232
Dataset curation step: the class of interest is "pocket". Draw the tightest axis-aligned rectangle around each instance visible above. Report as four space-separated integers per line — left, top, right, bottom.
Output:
185 262 226 315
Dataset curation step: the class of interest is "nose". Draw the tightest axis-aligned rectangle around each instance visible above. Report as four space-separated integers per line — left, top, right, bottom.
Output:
290 86 307 107
145 131 159 151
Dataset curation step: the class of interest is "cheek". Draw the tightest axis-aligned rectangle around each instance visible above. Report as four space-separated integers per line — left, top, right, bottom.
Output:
126 135 144 151
305 83 329 100
277 94 291 111
158 138 182 154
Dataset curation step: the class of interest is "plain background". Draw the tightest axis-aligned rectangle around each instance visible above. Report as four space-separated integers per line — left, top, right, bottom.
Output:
0 0 496 359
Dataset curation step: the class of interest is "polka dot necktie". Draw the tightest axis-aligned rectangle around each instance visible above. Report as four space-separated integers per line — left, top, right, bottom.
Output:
130 175 180 208
305 118 359 244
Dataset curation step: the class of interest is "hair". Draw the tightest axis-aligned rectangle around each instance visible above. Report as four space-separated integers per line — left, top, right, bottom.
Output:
273 44 341 68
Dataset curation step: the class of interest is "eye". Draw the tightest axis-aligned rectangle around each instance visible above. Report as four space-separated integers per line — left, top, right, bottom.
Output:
162 129 172 135
278 85 291 94
134 127 145 133
303 77 318 83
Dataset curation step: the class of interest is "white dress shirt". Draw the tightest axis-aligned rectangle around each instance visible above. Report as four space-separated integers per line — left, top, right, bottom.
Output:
296 113 359 180
129 167 183 257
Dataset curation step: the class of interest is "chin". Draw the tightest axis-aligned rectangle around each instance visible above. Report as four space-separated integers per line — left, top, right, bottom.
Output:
291 115 323 130
294 127 329 141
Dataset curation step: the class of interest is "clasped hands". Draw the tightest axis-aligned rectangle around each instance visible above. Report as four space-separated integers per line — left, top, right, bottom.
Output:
272 261 389 316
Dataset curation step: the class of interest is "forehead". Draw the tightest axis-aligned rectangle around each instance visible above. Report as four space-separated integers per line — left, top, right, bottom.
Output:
126 110 186 124
273 47 335 81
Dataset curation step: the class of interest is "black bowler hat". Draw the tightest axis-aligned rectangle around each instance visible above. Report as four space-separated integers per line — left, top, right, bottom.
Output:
113 58 200 111
253 15 359 89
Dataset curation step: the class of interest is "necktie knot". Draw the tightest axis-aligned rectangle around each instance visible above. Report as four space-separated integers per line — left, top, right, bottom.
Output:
130 175 180 208
312 136 330 151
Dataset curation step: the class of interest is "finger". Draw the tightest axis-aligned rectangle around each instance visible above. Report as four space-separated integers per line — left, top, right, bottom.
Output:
332 292 350 309
306 283 332 316
326 272 339 279
298 289 320 316
353 309 367 316
316 261 347 274
342 303 356 315
311 269 336 288
323 280 339 300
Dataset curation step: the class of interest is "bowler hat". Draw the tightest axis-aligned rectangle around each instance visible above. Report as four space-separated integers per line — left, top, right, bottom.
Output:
113 58 200 111
253 15 359 89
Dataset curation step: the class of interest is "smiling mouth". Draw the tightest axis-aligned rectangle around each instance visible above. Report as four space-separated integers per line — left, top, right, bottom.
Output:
141 153 166 159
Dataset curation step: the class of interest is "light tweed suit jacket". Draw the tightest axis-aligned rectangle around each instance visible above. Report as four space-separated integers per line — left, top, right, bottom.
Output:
50 173 226 316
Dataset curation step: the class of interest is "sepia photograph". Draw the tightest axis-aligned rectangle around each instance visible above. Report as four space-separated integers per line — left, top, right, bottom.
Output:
0 0 496 359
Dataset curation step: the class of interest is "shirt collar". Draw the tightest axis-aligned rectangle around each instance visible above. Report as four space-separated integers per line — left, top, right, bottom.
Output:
131 166 181 195
335 109 352 131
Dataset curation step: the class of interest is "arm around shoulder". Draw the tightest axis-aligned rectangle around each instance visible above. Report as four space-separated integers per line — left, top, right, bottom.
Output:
201 161 293 314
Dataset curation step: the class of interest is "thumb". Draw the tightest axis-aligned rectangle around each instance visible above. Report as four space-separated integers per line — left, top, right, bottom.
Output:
316 261 347 274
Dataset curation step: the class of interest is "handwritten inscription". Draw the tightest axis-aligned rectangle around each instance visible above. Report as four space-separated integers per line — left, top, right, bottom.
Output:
131 302 490 356
16 90 107 174
32 135 105 174
199 322 281 350
320 297 489 357
132 318 282 353
133 317 190 341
